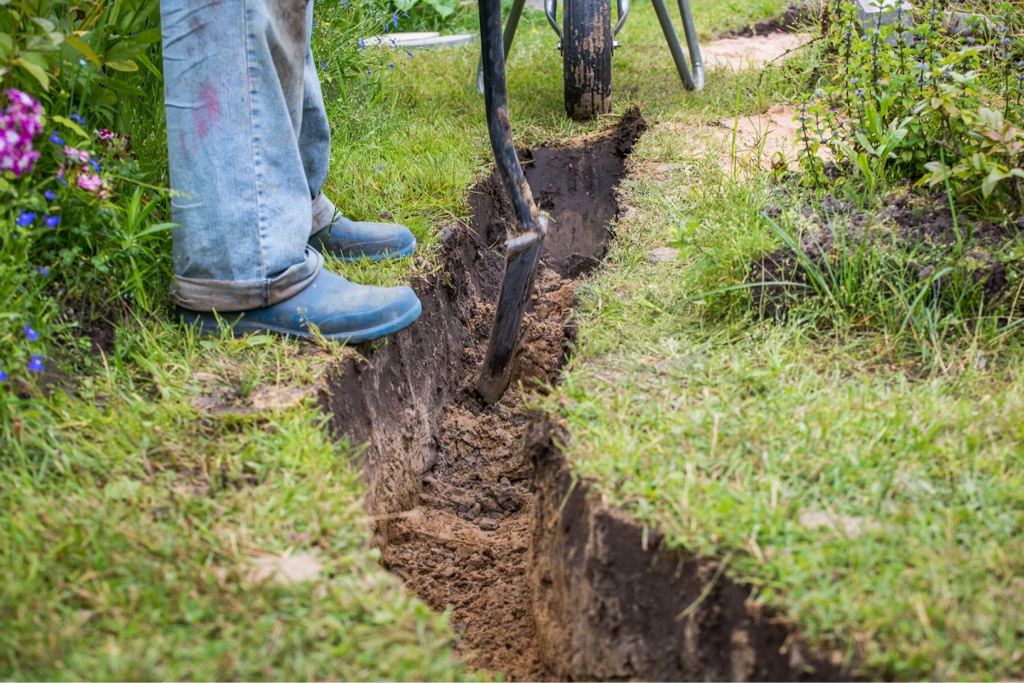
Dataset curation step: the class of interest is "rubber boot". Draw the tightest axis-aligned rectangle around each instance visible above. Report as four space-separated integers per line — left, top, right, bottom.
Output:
179 269 421 343
309 215 417 262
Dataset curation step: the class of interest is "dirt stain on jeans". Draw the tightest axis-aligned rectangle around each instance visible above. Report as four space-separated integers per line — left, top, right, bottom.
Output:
194 81 222 139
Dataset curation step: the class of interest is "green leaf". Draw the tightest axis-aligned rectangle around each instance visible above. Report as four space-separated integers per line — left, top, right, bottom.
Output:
104 60 139 72
0 33 12 58
64 33 102 65
14 56 49 90
51 115 88 138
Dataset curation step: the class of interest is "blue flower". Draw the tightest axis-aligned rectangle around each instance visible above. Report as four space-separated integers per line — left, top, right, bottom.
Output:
357 37 367 49
88 159 101 173
44 215 60 228
0 368 6 382
44 190 57 200
17 211 36 226
27 355 44 373
320 60 328 69
55 176 68 186
70 111 86 125
79 58 87 66
367 67 373 76
392 12 399 28
37 266 50 276
24 325 39 342
49 132 64 144
388 62 395 69
406 49 414 58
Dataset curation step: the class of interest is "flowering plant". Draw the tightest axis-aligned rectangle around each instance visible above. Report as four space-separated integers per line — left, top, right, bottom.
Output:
1 87 162 387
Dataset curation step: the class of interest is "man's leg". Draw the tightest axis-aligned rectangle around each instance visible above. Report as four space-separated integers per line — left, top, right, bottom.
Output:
161 0 420 341
162 0 318 311
297 10 417 262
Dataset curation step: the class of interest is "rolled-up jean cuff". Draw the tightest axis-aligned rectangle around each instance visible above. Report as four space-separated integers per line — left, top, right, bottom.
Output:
311 192 337 235
171 247 323 311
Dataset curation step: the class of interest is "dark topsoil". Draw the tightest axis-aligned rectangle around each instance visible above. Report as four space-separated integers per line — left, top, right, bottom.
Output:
722 3 820 38
753 188 1024 318
320 108 853 681
321 107 648 679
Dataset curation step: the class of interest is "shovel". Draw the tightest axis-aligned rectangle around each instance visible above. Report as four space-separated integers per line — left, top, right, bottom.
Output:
476 0 549 404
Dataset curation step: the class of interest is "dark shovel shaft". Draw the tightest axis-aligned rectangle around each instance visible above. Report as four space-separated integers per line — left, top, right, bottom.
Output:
476 0 547 403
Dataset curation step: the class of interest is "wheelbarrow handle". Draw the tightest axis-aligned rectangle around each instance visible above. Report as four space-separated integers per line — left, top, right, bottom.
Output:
478 0 540 234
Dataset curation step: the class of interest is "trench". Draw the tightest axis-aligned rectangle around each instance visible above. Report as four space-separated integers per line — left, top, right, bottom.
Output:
319 108 850 681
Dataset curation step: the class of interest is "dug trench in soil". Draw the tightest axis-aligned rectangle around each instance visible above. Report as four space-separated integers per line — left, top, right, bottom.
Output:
319 106 850 681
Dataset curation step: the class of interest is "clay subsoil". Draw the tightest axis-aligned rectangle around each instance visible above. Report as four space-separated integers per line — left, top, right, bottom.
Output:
320 106 852 681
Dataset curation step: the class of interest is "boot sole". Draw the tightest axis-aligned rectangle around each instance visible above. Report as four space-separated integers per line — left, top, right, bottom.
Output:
181 298 422 344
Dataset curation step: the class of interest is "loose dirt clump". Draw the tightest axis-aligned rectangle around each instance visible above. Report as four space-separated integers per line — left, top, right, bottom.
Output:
321 109 646 679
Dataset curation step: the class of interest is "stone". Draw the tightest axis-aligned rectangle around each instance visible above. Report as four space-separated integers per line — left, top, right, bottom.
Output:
647 246 681 263
854 0 914 42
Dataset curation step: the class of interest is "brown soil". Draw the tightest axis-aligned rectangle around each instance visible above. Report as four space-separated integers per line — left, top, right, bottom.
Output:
320 107 854 681
321 108 647 679
656 104 832 177
702 32 812 73
723 3 820 38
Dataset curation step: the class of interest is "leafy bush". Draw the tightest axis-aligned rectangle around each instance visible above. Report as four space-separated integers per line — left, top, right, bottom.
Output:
795 1 1024 211
1 0 170 391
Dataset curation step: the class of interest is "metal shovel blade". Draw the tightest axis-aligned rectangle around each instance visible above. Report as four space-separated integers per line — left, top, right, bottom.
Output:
477 217 548 403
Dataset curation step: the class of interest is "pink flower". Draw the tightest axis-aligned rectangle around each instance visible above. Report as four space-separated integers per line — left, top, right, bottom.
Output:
77 171 102 192
98 128 115 140
0 89 43 177
63 145 90 163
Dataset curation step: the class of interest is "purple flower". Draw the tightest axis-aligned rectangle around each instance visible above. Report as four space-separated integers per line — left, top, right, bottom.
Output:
36 266 49 276
16 211 36 226
24 325 39 341
44 189 57 200
44 215 60 228
26 355 44 373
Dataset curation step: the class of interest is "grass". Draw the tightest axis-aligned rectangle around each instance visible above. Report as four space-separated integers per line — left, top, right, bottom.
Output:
540 117 1024 679
3 0 795 677
10 0 1019 679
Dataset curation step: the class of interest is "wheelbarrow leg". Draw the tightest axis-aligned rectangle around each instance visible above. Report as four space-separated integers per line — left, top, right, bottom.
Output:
476 0 549 403
476 0 529 93
651 0 704 90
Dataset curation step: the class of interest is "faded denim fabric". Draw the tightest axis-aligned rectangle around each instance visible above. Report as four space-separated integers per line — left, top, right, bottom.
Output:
161 0 334 311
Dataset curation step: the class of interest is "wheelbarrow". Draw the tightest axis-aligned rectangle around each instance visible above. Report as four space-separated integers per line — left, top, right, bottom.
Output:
475 0 704 402
477 0 705 119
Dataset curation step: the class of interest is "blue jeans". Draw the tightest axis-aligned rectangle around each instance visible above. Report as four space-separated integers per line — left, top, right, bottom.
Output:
161 0 340 311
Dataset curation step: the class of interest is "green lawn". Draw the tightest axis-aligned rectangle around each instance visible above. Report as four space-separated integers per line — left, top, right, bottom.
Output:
4 0 1021 679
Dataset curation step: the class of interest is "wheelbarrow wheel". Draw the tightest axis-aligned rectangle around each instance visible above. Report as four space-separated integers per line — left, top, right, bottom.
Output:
562 0 612 120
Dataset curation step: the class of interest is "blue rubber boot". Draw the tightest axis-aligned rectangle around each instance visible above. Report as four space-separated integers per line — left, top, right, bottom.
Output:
309 215 417 262
179 269 421 343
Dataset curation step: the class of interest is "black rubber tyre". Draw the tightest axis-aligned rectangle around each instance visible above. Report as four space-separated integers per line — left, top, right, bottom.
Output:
562 0 612 121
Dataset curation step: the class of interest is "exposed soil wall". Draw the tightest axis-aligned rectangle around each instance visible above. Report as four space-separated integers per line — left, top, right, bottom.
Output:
319 108 852 681
527 420 848 681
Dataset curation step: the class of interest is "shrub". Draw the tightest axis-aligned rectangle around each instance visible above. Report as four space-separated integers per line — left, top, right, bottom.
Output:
795 1 1024 211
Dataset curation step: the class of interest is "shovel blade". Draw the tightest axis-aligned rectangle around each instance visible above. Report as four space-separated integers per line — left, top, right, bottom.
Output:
477 218 548 403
